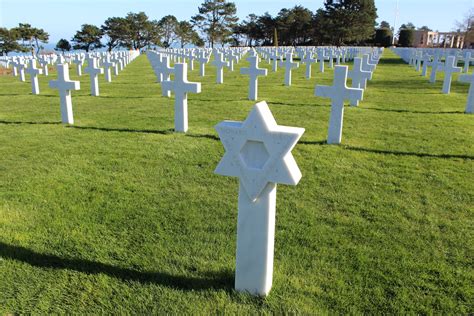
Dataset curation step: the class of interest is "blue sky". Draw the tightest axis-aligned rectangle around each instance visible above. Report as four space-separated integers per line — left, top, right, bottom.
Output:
0 0 472 46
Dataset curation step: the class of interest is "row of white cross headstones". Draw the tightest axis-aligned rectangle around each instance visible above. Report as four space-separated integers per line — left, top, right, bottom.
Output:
7 51 135 94
52 51 139 124
3 51 139 124
147 47 380 143
393 47 474 113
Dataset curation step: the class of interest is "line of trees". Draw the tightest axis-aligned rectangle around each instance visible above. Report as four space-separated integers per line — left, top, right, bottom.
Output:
235 0 377 47
0 0 379 54
12 0 471 54
67 12 204 53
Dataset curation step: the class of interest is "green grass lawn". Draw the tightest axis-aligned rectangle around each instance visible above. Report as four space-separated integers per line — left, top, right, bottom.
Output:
0 50 473 314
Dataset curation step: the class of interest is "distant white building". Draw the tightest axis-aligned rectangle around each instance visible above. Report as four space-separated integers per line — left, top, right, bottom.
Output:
414 30 472 49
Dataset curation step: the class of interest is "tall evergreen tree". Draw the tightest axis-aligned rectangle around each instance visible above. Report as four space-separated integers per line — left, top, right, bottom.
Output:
158 15 179 48
375 20 392 47
0 27 27 55
31 28 49 54
123 12 150 49
121 12 161 50
312 9 330 45
273 28 278 47
374 29 392 47
379 20 391 29
176 21 202 48
239 14 260 46
257 13 276 46
398 29 414 47
144 20 162 49
399 22 416 31
318 0 378 45
12 23 35 49
418 26 432 32
11 23 49 54
191 0 239 47
275 6 313 46
102 17 128 52
72 24 103 52
55 38 71 52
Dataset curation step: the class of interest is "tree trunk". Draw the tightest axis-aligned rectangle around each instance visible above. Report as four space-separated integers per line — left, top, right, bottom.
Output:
35 38 40 54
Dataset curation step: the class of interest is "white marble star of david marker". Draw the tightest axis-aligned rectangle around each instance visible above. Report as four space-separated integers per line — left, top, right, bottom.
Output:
215 101 304 296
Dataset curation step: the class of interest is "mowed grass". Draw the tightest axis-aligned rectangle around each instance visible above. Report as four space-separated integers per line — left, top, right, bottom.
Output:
0 50 473 314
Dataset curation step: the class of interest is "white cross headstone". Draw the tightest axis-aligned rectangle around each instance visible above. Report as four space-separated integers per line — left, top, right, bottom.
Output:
15 59 26 82
408 50 416 66
441 56 462 94
73 57 84 76
25 59 43 95
361 54 376 73
11 58 19 77
421 54 432 77
315 65 363 144
102 55 116 83
317 49 327 73
148 52 164 83
162 63 201 133
196 52 209 77
328 49 334 68
348 57 372 106
280 53 299 86
459 72 474 113
84 57 104 96
12 64 19 77
38 57 49 76
118 56 124 70
187 51 195 71
415 51 422 72
211 52 229 84
369 53 379 67
111 55 120 76
335 51 341 65
270 52 279 72
214 101 304 297
302 52 317 79
429 54 444 83
240 56 268 101
461 52 473 73
226 51 238 71
49 63 80 124
160 55 174 98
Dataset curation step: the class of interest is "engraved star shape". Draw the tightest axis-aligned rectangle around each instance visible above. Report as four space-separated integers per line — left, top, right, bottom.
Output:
215 101 305 202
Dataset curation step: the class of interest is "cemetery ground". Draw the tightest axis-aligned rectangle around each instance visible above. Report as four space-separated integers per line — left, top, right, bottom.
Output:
0 51 473 313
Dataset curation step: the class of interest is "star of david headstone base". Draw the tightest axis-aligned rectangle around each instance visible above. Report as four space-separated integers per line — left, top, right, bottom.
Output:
235 182 276 296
